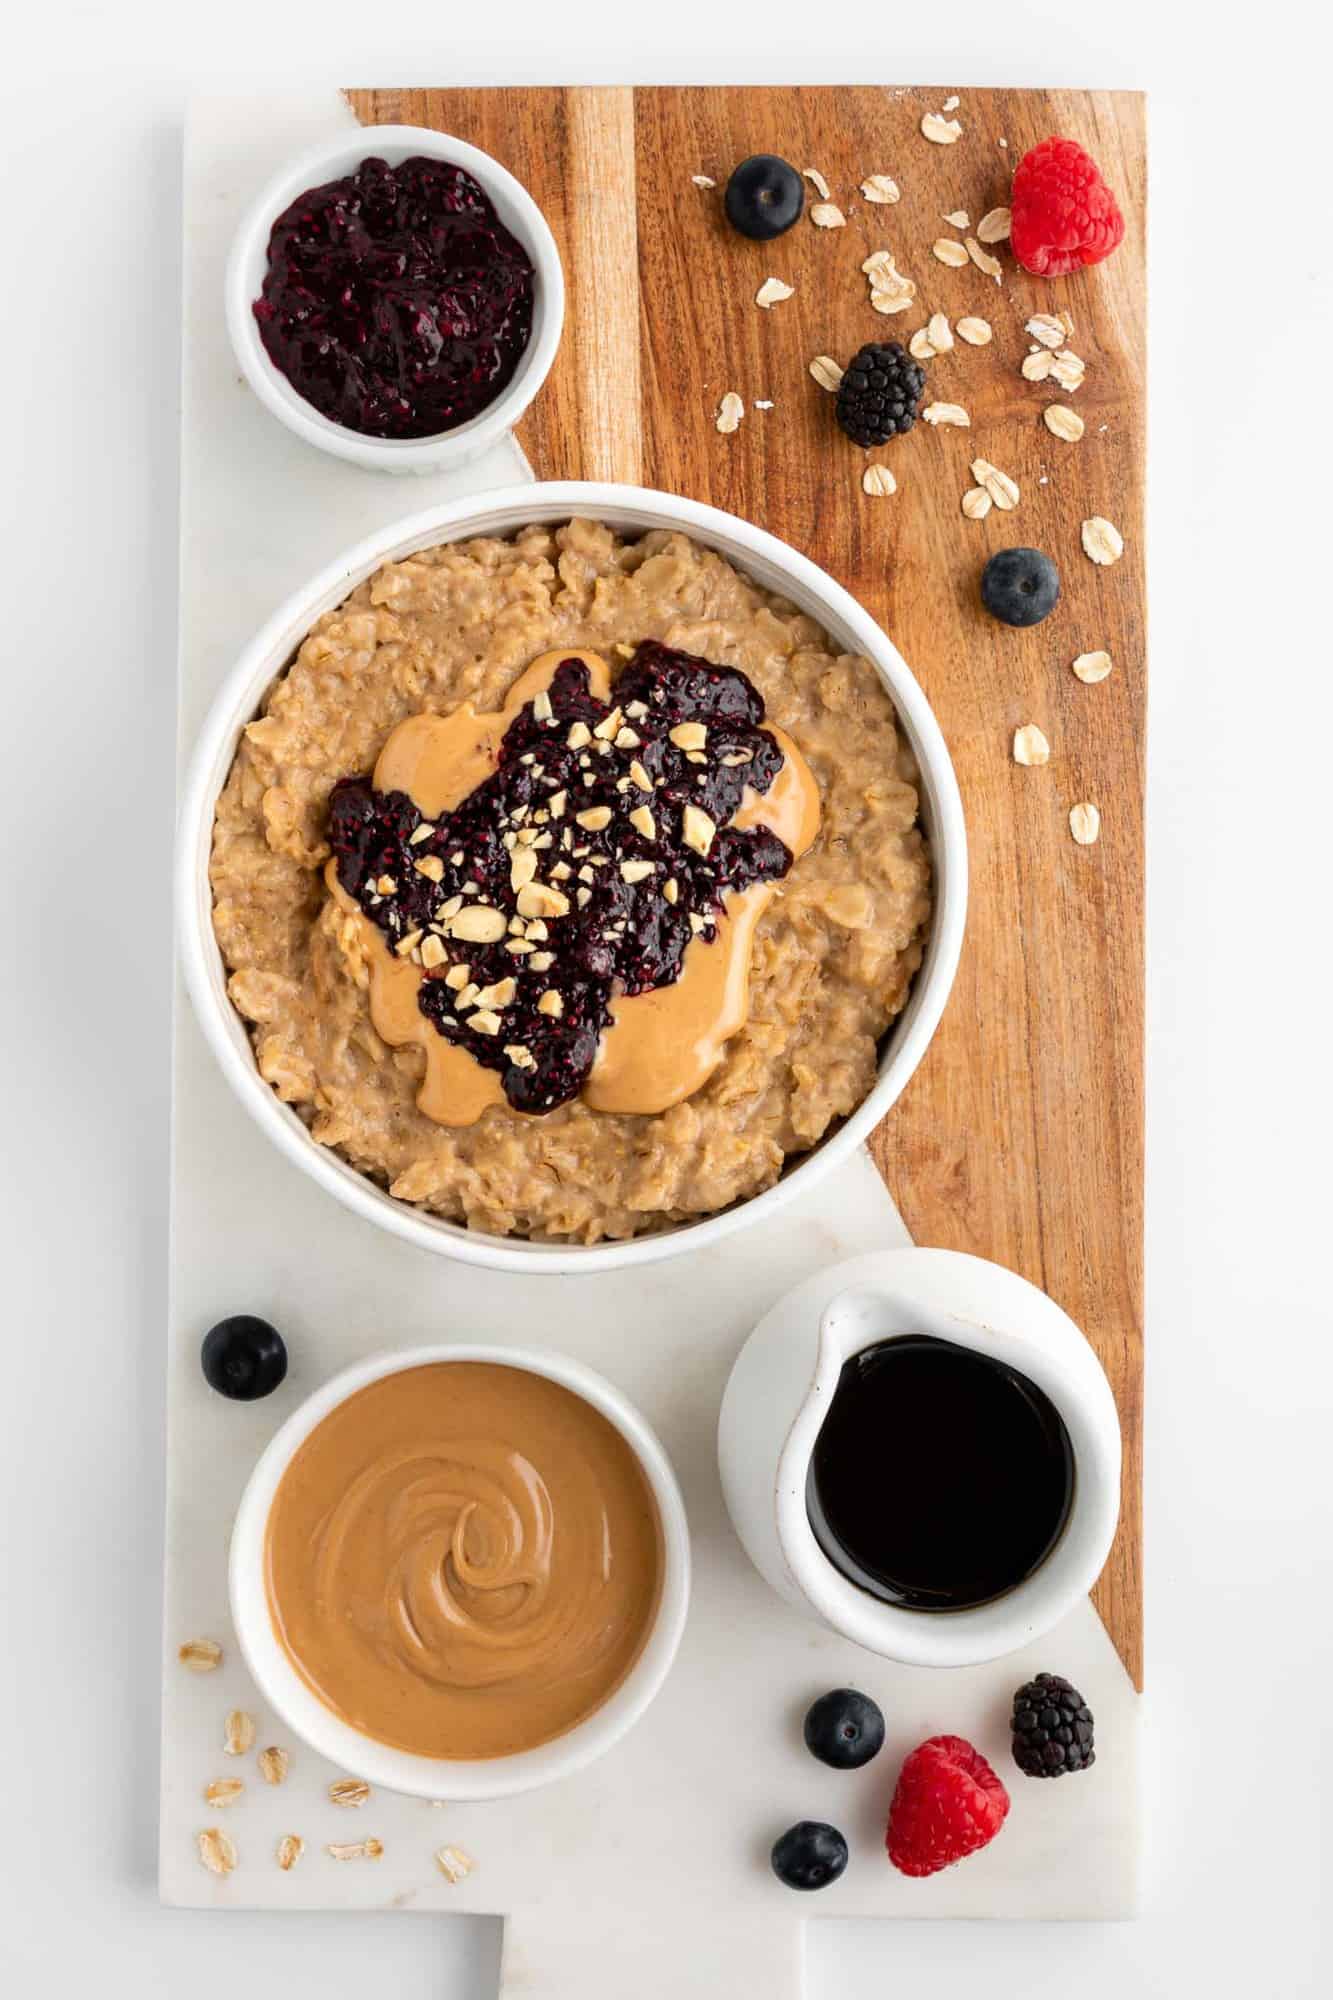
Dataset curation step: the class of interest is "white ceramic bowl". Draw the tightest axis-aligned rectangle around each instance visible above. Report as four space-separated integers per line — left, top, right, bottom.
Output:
718 1250 1122 1667
225 126 565 475
230 1344 691 1800
176 482 968 1274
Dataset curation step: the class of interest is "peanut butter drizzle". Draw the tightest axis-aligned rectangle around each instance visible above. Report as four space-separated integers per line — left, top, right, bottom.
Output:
327 651 820 1125
264 1363 664 1761
585 724 820 1114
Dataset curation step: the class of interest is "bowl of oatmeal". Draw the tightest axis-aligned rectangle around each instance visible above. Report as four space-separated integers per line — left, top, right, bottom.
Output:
178 485 966 1272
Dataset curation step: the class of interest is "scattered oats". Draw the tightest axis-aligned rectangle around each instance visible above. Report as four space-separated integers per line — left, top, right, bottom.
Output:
1044 403 1085 442
179 1640 222 1673
932 238 969 268
329 1779 371 1808
1013 724 1051 767
205 1778 244 1807
803 166 831 199
276 1834 304 1871
808 352 843 394
537 990 564 1018
258 1746 290 1786
860 175 900 203
971 457 1020 509
1072 650 1113 684
810 202 846 229
197 1827 237 1876
1069 803 1102 846
922 113 963 144
1027 314 1066 350
755 277 795 309
629 805 657 839
682 805 716 857
860 278 912 316
944 209 970 228
575 805 612 831
862 464 897 497
862 249 893 274
909 329 936 360
977 206 1011 243
669 721 708 751
965 237 1003 282
326 1840 383 1861
620 859 655 883
436 1845 475 1885
961 486 993 519
754 398 774 408
942 95 960 112
224 1711 255 1757
1082 516 1124 565
923 402 970 427
927 311 954 352
1022 349 1055 382
998 137 1008 149
691 173 716 188
1049 349 1086 391
715 391 744 434
956 316 993 345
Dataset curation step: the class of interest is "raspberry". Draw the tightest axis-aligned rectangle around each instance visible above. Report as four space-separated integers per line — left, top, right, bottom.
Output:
1009 137 1125 279
885 1734 1010 1878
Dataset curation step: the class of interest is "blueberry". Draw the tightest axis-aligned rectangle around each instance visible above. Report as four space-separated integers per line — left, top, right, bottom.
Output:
201 1316 288 1401
980 547 1061 628
770 1820 849 1892
724 155 804 241
803 1688 886 1770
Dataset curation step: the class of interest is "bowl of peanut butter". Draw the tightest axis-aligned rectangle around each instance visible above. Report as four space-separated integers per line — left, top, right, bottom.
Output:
229 1345 690 1798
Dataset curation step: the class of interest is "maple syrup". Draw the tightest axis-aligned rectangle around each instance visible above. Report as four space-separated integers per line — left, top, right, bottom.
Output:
807 1334 1075 1612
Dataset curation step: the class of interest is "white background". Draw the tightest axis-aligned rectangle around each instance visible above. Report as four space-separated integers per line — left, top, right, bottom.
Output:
2 6 1329 1996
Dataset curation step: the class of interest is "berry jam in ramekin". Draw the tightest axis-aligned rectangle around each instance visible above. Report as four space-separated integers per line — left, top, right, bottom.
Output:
252 155 535 440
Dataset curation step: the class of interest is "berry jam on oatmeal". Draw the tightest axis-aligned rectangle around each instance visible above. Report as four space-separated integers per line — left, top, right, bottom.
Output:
327 643 813 1116
252 156 535 439
210 519 932 1242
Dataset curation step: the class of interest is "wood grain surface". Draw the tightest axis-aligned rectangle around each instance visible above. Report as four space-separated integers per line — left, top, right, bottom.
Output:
347 85 1146 1689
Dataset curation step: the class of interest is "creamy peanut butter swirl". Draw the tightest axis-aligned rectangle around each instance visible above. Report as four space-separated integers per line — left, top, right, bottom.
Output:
265 1363 663 1760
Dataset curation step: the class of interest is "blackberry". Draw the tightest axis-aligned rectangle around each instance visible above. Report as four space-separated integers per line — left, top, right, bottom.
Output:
835 342 926 447
1010 1672 1095 1777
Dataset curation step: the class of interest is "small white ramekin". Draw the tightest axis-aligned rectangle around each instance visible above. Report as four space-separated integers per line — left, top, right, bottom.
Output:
177 482 968 1275
229 1344 691 1800
225 126 564 475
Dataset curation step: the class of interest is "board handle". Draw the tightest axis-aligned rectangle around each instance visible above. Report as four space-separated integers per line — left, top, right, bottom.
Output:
499 1905 802 1999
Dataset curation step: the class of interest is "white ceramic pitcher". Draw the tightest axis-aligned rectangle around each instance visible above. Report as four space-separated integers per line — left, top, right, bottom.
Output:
717 1248 1122 1668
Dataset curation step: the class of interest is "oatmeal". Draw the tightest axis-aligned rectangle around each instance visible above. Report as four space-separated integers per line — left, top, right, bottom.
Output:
210 519 932 1241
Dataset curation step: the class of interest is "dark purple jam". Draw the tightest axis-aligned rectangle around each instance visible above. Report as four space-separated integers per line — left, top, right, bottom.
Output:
253 156 535 440
328 643 795 1114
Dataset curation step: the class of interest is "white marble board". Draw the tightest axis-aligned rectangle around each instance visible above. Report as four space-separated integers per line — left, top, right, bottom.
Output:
161 89 1140 1999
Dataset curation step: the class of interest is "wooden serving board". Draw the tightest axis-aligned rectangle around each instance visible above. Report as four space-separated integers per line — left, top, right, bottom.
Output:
347 85 1147 1689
